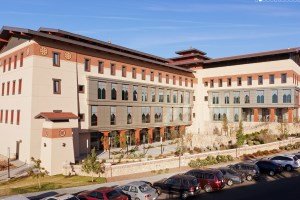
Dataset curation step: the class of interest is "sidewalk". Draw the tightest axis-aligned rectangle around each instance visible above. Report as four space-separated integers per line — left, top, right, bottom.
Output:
0 155 30 182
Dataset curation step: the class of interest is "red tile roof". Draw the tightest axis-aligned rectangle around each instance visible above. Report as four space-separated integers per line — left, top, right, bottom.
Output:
35 112 78 121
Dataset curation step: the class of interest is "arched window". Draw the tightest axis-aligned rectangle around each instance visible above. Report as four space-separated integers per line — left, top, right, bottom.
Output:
127 114 132 124
234 114 239 122
142 113 146 123
272 93 278 103
218 113 221 121
257 95 260 103
111 88 117 100
133 90 138 101
213 114 217 121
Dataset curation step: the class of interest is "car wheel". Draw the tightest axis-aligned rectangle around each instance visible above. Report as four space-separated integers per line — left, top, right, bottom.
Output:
286 165 293 172
155 187 162 195
246 175 253 181
181 192 189 199
269 170 275 176
227 179 233 186
204 184 212 193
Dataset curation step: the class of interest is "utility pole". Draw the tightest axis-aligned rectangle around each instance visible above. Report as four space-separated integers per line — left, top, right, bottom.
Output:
126 135 129 155
7 147 10 179
108 136 111 159
160 137 163 155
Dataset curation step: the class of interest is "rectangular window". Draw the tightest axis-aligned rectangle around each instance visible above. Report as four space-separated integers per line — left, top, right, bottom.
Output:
150 71 154 81
3 60 6 72
122 66 127 77
179 77 182 86
158 73 162 83
10 110 14 124
98 82 106 99
84 59 90 72
218 79 222 87
283 89 292 103
8 57 11 71
110 63 116 75
0 110 2 123
12 81 16 95
91 106 98 126
173 91 178 103
204 96 208 101
14 55 17 69
212 92 219 104
159 89 164 102
2 83 4 96
122 85 129 100
204 81 208 87
110 106 116 125
227 78 231 87
16 110 20 125
133 85 138 101
111 83 117 100
233 91 240 104
127 107 132 124
272 90 278 103
166 90 171 103
78 85 85 93
167 107 173 122
79 113 85 122
247 76 252 85
237 77 242 86
6 81 10 95
20 53 23 67
18 79 22 94
98 61 104 74
151 87 156 102
142 86 148 102
210 79 214 88
185 92 190 104
179 91 183 103
244 91 250 104
142 69 146 80
281 73 287 84
173 76 176 85
185 78 188 87
5 110 8 123
258 75 263 85
166 74 169 84
224 92 230 104
53 79 61 94
256 90 264 103
132 67 136 79
141 107 150 123
269 74 275 84
53 52 60 67
154 107 163 122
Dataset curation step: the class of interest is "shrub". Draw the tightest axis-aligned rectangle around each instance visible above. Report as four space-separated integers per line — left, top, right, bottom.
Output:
188 155 234 168
193 147 202 153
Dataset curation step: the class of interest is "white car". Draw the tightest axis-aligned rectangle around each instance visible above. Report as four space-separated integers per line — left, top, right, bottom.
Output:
269 155 300 171
42 194 79 200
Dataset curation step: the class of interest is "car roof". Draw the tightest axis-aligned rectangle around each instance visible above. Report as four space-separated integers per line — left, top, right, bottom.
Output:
93 187 114 193
170 174 196 179
47 194 76 199
125 181 148 187
188 168 221 174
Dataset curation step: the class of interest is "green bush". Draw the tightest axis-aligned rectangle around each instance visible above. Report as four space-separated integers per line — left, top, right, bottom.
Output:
188 155 234 168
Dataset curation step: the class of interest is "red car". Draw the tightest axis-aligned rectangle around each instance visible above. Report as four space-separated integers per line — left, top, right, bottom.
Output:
185 169 225 192
77 187 129 200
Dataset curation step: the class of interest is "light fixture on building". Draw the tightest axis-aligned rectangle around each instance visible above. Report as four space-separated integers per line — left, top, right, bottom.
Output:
44 143 46 147
62 143 66 147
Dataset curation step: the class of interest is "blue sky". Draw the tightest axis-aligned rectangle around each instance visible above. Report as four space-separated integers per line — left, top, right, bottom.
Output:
1 0 300 58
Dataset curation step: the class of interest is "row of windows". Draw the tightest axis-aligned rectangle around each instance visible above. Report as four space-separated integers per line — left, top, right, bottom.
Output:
1 79 22 96
97 82 191 104
0 109 21 125
90 106 191 126
211 89 292 104
205 73 288 88
51 52 193 88
2 52 24 73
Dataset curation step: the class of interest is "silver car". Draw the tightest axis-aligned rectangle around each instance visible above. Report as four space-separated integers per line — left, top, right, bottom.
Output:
119 181 159 200
42 194 79 200
269 155 300 171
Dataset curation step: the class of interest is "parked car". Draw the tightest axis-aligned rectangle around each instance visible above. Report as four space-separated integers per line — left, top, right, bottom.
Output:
153 174 200 199
218 167 245 186
43 194 79 200
118 181 159 200
77 187 128 200
185 169 225 192
256 160 283 176
228 162 260 181
269 155 300 171
2 195 30 200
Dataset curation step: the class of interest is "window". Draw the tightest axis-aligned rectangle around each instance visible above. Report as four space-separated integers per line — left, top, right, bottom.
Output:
122 85 129 100
244 91 250 104
256 90 264 103
142 107 150 123
258 75 263 85
166 90 171 103
79 113 85 122
185 78 188 87
111 83 117 100
98 82 106 99
78 85 85 93
272 90 278 103
151 88 156 102
98 61 104 74
227 78 231 86
132 67 136 79
283 89 292 103
191 79 194 87
237 77 242 86
179 107 183 121
185 92 190 104
20 53 23 67
133 85 138 101
142 86 148 102
218 79 222 87
159 73 162 83
122 66 127 77
204 96 208 101
8 57 11 71
127 107 132 124
173 76 176 85
159 89 164 102
110 107 116 125
91 106 97 126
204 81 208 87
154 107 163 122
179 91 184 103
269 74 275 84
247 76 252 85
3 60 6 72
234 108 239 122
110 63 116 75
53 52 60 66
84 59 90 72
281 73 287 83
150 71 154 81
12 81 16 95
14 55 17 69
212 93 219 104
6 81 10 95
173 91 178 103
210 79 214 88
1 83 4 96
10 110 14 124
233 91 240 104
179 77 182 86
167 107 173 122
53 79 61 94
142 69 146 80
224 92 230 104
0 110 2 123
18 79 22 94
5 110 8 123
166 74 169 84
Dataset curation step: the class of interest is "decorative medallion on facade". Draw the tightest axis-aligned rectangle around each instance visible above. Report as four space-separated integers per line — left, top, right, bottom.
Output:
64 52 72 60
40 47 48 56
59 129 66 137
26 48 30 56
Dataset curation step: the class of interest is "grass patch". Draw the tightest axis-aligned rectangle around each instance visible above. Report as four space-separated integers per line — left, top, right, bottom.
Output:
0 175 106 197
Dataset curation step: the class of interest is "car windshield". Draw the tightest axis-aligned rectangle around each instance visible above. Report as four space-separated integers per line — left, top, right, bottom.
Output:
227 169 237 175
190 178 198 186
216 172 223 180
139 184 152 193
107 190 121 199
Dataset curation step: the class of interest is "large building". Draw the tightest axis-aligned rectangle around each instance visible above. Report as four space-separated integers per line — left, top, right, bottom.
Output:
0 26 299 174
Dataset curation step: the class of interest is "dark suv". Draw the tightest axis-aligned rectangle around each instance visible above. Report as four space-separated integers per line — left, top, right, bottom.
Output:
153 174 200 199
185 169 225 192
256 160 283 176
228 162 260 181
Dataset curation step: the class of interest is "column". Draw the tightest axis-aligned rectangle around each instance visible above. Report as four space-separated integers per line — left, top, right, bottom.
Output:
119 130 126 148
135 128 141 145
253 108 259 122
160 127 165 141
288 108 293 123
102 131 110 151
269 108 275 122
148 128 154 144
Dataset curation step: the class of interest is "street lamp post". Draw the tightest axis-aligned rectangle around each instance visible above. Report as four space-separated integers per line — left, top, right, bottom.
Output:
160 137 163 155
108 136 111 159
126 135 129 155
7 147 10 179
143 135 145 154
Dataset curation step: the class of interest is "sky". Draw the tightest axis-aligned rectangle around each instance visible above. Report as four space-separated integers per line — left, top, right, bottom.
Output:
1 0 300 58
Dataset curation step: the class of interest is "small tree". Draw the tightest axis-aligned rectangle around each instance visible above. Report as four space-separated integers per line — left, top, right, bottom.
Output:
236 120 245 147
28 157 48 189
82 148 104 182
222 115 229 136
